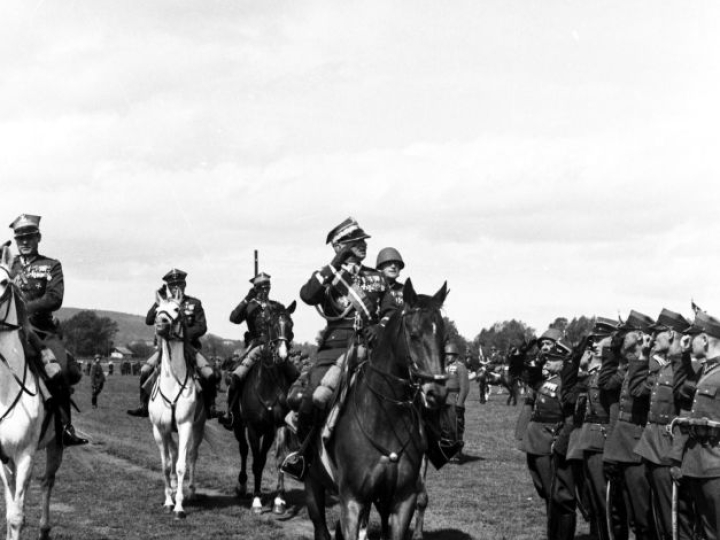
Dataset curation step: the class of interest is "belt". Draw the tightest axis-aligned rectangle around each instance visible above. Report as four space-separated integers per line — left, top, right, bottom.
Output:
618 411 646 424
585 415 609 425
531 414 563 424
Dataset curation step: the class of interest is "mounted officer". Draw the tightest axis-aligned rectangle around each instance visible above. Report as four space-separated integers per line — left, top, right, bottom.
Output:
281 217 390 480
218 272 299 428
9 214 88 446
126 269 218 419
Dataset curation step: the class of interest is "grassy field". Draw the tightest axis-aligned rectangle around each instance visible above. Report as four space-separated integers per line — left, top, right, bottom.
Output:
2 375 593 539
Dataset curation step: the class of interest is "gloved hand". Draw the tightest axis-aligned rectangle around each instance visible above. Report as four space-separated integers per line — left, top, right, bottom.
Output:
603 461 621 482
245 287 257 301
331 244 354 268
363 325 380 347
670 464 684 483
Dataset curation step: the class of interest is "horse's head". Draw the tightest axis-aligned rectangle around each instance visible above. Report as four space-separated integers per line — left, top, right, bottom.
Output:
154 285 183 341
387 278 449 410
264 301 296 362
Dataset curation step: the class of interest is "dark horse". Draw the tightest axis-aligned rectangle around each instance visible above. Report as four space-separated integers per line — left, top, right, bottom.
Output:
484 364 521 406
231 301 297 514
305 279 449 540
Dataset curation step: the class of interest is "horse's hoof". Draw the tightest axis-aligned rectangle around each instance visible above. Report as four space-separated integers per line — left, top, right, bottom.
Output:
235 484 247 499
174 510 186 520
251 497 263 514
272 497 286 514
39 528 51 540
163 504 173 513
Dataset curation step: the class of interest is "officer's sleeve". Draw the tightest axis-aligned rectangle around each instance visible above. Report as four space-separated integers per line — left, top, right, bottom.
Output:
186 299 208 342
598 348 623 390
24 260 64 316
300 266 335 306
673 351 698 406
628 356 652 397
229 300 249 324
146 303 158 325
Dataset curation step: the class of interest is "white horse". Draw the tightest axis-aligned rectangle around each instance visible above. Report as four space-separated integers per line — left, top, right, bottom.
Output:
148 286 206 520
0 245 63 540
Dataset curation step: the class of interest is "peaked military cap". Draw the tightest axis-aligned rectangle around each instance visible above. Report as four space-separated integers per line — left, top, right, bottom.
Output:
539 328 563 342
650 308 690 333
250 272 271 285
593 316 620 336
162 268 187 284
10 214 41 237
622 310 656 332
684 311 720 339
326 217 371 245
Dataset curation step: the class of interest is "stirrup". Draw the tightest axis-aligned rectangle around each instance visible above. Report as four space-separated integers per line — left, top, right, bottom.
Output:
281 451 308 481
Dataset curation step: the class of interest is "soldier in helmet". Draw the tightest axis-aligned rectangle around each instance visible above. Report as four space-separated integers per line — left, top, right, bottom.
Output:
281 217 390 480
218 272 299 428
127 269 219 419
376 247 405 314
444 341 470 460
9 214 88 446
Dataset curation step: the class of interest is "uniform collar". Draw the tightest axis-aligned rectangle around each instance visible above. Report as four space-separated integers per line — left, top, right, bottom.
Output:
19 254 39 266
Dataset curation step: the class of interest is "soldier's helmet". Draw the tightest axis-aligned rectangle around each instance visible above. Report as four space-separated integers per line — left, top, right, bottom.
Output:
376 247 405 269
444 342 460 357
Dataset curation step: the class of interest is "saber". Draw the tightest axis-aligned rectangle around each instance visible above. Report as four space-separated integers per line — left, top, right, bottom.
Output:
672 480 678 540
605 479 615 540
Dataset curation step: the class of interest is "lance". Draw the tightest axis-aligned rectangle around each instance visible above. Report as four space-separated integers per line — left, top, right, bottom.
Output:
254 249 259 277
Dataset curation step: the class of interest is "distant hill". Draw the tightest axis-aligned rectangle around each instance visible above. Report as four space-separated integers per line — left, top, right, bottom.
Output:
57 307 154 347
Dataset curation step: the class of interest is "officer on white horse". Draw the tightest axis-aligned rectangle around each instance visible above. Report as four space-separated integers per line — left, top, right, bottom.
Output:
9 214 88 446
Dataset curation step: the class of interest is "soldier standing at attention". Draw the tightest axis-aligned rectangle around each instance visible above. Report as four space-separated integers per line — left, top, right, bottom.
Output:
672 310 720 540
602 310 656 540
90 354 106 409
445 342 470 460
633 309 692 540
218 272 299 428
127 269 218 419
281 217 389 480
10 214 88 446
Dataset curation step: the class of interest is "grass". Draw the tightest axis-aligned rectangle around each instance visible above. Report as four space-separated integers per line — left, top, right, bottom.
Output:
2 375 592 539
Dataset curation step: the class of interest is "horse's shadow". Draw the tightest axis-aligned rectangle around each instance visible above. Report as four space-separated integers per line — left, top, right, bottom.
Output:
455 453 485 464
420 531 474 540
186 492 239 510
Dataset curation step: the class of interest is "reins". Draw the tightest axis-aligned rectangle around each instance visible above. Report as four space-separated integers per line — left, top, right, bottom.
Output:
0 284 38 424
153 316 191 417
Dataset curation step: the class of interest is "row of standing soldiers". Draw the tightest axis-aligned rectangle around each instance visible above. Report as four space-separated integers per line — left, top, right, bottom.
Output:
516 308 720 540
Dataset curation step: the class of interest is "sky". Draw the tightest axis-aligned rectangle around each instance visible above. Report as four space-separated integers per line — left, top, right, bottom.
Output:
1 0 720 344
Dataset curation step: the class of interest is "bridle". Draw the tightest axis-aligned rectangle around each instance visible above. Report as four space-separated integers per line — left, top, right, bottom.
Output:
153 301 191 410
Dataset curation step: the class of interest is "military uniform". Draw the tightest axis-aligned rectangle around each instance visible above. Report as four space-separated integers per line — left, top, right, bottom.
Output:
446 352 470 446
90 358 106 408
9 213 87 446
633 308 693 540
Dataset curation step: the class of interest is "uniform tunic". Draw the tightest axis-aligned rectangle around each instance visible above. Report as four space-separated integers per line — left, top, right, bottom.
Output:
146 295 207 350
446 359 470 407
229 298 285 345
11 254 63 335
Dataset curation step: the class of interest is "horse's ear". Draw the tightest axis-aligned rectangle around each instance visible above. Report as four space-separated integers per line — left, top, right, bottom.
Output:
156 285 166 304
287 300 297 314
432 281 449 306
403 278 418 307
0 241 11 266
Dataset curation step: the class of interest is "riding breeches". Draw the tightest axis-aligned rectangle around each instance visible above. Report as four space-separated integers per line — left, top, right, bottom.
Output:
230 345 262 381
686 476 720 540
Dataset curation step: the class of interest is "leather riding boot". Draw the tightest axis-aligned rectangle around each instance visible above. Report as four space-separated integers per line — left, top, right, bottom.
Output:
45 375 88 446
280 409 315 481
554 513 577 540
202 376 219 419
126 370 151 417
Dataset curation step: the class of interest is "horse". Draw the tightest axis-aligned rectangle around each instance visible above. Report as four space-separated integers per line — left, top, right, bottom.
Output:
231 301 298 514
305 279 449 540
0 244 64 540
148 285 206 519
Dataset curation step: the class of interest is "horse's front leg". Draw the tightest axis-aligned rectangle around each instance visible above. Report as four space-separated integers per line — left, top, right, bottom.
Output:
173 423 193 519
389 493 418 540
273 427 288 514
185 422 204 503
2 458 22 540
412 468 428 540
338 497 364 540
249 427 273 513
305 473 331 540
152 426 175 511
234 423 249 498
38 442 63 540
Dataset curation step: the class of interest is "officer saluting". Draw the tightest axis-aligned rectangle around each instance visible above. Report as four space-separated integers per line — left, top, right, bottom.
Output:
127 269 218 418
673 310 720 539
9 214 88 446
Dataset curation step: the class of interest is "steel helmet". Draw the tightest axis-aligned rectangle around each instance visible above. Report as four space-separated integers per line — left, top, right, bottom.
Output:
376 247 405 269
444 342 459 356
